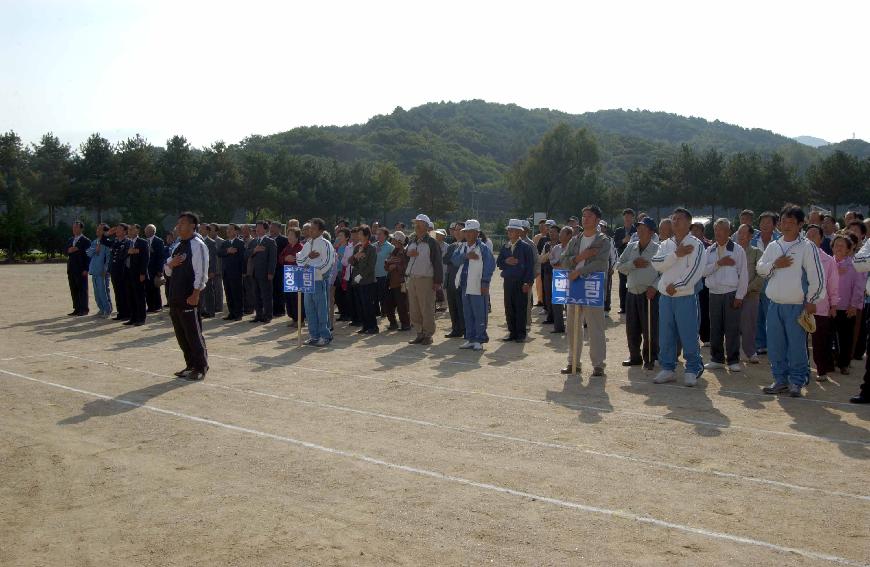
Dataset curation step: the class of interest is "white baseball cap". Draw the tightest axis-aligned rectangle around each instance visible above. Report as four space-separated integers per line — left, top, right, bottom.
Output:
506 219 524 230
414 213 431 225
462 219 481 231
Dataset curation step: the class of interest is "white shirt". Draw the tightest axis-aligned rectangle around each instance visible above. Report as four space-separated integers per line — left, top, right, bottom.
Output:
297 234 335 281
455 243 484 295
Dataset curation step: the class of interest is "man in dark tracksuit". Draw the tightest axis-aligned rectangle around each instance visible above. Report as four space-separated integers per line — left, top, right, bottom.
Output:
110 224 131 321
270 221 289 317
496 219 535 342
144 225 165 312
218 223 246 321
166 211 209 381
66 221 91 316
247 221 277 323
124 224 150 326
442 222 465 338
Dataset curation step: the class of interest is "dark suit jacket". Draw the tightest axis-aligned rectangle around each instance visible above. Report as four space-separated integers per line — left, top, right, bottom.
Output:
147 236 165 280
218 237 246 277
111 238 129 276
126 237 150 278
66 235 91 275
273 234 289 270
202 236 218 277
247 236 277 278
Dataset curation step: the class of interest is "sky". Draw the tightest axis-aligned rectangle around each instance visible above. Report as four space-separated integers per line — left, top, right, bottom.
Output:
2 0 868 150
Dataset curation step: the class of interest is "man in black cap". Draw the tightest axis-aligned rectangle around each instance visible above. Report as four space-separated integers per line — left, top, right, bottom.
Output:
165 211 210 381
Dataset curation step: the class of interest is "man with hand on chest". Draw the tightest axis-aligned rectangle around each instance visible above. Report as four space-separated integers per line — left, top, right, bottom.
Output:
65 220 91 316
124 223 150 326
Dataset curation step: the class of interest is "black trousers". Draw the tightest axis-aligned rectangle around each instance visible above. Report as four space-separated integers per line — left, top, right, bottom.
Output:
67 271 89 314
355 282 378 331
709 291 741 364
618 272 628 311
125 274 146 323
200 278 217 316
626 291 658 364
111 271 129 318
604 270 613 312
242 275 256 314
383 286 410 327
854 306 870 360
503 278 528 340
223 273 243 319
833 311 855 369
811 315 835 377
698 285 711 343
272 270 286 316
335 283 355 320
284 291 306 322
445 279 465 334
145 278 162 311
253 274 273 321
376 276 389 316
170 305 208 372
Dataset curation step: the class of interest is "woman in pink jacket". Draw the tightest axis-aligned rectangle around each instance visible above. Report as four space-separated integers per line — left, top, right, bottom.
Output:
806 226 839 382
833 235 865 374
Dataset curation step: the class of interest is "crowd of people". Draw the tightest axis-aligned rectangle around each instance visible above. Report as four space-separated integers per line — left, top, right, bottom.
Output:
64 204 870 405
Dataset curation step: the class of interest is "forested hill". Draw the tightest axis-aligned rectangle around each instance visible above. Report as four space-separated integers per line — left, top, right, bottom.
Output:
239 100 868 190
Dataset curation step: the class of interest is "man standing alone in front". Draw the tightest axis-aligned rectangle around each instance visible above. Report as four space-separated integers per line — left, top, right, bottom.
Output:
164 212 209 381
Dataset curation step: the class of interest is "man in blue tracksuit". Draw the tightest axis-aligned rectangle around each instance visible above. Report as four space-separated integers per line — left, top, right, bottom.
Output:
651 208 705 386
86 223 113 318
452 219 496 351
756 204 825 398
750 212 781 354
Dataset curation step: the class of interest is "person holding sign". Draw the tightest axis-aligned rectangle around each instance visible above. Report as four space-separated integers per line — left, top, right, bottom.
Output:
280 227 305 328
453 219 496 351
615 217 660 370
297 218 336 346
651 208 705 387
559 205 612 376
496 219 535 342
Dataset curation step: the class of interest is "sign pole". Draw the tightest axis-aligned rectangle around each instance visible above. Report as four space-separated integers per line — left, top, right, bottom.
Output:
297 292 303 346
571 305 580 374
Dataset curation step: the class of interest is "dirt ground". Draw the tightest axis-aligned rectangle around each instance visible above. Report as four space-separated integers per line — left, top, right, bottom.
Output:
0 263 867 566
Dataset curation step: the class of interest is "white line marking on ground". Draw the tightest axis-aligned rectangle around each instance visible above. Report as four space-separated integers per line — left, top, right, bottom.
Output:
0 351 69 361
0 367 864 567
51 353 870 503
204 353 870 446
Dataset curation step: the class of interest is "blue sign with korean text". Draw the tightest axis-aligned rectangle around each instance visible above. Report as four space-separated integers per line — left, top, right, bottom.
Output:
283 265 315 293
552 270 606 306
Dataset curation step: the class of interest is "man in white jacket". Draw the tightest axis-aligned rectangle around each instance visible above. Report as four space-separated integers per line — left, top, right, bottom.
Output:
651 208 705 386
296 218 336 346
756 205 825 398
703 218 749 372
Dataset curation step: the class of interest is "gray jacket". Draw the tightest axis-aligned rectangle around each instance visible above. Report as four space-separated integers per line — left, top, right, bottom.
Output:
246 236 277 279
561 232 612 276
616 239 660 294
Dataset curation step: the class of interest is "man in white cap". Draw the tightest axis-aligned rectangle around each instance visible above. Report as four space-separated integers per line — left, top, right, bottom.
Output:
451 219 496 350
405 214 444 345
496 219 535 342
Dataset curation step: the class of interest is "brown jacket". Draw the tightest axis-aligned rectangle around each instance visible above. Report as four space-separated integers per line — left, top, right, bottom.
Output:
385 247 409 289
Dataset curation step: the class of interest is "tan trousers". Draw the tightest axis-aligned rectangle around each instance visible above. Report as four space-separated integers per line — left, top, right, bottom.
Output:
566 305 607 367
407 276 435 337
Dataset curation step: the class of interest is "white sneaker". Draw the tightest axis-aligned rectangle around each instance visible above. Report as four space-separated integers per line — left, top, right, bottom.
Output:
704 362 725 370
684 370 701 387
816 374 829 382
748 354 760 364
472 342 483 351
728 363 742 372
653 370 676 384
459 341 474 349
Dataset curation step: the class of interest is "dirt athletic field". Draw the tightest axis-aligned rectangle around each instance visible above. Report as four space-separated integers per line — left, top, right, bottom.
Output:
0 263 867 566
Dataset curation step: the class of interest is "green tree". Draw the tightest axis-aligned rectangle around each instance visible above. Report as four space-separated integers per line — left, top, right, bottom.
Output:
806 151 864 217
71 133 115 222
160 135 199 213
507 123 601 217
410 161 458 220
198 141 243 222
29 133 71 226
0 131 38 259
115 134 162 226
